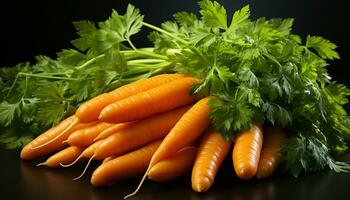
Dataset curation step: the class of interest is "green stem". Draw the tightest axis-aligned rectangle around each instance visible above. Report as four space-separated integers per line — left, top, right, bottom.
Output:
121 49 167 60
127 59 165 65
127 39 137 50
6 73 20 97
19 72 78 81
142 22 189 45
76 54 105 70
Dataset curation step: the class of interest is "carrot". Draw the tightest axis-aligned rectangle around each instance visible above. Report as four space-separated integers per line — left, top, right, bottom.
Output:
148 146 197 182
94 105 191 160
37 146 84 168
77 74 185 123
191 129 231 192
91 139 162 187
256 124 286 179
232 124 263 180
67 122 115 147
102 155 117 164
99 77 199 123
20 115 96 160
94 122 134 141
124 97 212 199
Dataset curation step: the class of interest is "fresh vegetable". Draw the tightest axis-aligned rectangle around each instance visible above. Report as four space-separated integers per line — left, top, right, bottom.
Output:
94 122 134 141
99 77 199 123
20 115 96 160
102 155 117 164
148 146 197 182
67 122 114 147
125 97 212 199
191 129 231 192
256 124 286 179
37 146 84 168
91 139 162 187
94 105 191 159
232 125 263 180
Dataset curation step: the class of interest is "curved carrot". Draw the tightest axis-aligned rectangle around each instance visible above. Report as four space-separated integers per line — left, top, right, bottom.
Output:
94 122 135 141
232 124 263 180
67 122 115 147
191 129 231 192
20 115 96 160
102 155 117 164
91 139 162 187
99 77 199 123
256 124 286 179
37 146 84 168
94 105 191 159
77 74 185 123
148 146 197 182
124 97 212 199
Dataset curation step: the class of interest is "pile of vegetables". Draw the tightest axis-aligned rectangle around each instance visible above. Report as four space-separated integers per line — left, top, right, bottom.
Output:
1 0 350 197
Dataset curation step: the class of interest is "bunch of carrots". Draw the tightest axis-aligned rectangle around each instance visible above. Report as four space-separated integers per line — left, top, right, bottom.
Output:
20 74 287 198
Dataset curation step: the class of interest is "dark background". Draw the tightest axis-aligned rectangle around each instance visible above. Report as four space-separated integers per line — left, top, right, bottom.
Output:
0 0 349 87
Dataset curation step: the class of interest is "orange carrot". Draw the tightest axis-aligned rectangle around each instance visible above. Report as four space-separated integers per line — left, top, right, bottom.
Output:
256 124 286 179
67 122 115 147
91 139 162 187
20 115 96 160
124 97 212 199
192 129 231 192
232 125 263 180
99 77 199 123
148 146 197 182
102 155 117 164
94 105 191 160
94 122 134 141
37 146 84 168
77 74 185 123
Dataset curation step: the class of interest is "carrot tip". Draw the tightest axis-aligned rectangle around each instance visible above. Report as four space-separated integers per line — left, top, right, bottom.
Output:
62 140 68 144
72 155 94 180
36 162 47 167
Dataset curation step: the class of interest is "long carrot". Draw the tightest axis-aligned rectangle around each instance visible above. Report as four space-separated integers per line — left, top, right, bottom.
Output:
232 124 263 180
67 122 115 147
99 77 199 123
30 74 185 150
37 146 84 168
256 124 286 179
94 122 135 141
91 139 162 187
191 129 231 192
77 74 185 123
124 97 212 199
102 155 117 164
94 105 191 160
148 146 197 182
20 115 96 160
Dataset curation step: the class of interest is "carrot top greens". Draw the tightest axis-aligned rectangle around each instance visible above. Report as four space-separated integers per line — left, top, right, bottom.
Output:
1 0 349 177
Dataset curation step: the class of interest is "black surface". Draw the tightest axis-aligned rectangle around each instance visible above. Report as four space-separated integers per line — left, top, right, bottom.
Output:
1 149 350 200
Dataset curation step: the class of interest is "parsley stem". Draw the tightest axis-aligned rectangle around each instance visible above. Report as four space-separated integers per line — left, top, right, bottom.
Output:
121 49 167 59
19 72 78 81
142 22 189 45
127 39 137 50
127 59 164 65
76 54 105 70
6 73 20 97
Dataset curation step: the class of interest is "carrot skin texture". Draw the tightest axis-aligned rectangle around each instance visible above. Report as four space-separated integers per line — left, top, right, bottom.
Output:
94 122 134 141
192 129 231 192
44 146 84 168
81 139 105 159
233 125 263 180
94 105 191 159
77 74 185 123
256 125 286 179
102 155 117 164
67 122 115 147
20 115 96 160
149 97 212 167
91 140 162 187
99 77 199 123
148 146 197 182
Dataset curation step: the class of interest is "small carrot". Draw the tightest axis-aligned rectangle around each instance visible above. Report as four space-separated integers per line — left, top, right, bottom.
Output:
256 124 286 179
94 105 191 160
232 124 263 180
99 77 199 123
37 146 84 168
124 97 212 199
148 146 197 182
94 122 134 141
67 122 115 147
102 155 117 164
20 115 96 160
91 139 162 187
191 129 231 192
77 74 185 123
